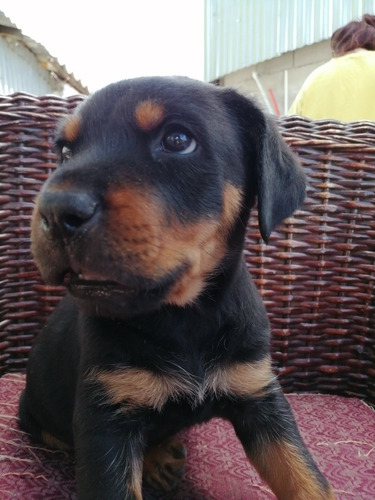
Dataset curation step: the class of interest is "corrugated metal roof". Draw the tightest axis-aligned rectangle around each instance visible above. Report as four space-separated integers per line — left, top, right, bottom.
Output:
0 36 53 95
0 10 88 95
205 0 375 81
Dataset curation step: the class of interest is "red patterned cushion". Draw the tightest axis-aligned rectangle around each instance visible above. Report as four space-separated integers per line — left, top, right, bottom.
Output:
0 373 373 499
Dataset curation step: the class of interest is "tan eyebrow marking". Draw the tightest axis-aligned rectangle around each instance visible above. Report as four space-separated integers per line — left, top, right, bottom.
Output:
62 114 82 142
134 100 165 131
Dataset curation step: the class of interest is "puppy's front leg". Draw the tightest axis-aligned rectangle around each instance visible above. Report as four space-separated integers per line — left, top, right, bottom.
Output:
228 388 335 500
73 388 145 500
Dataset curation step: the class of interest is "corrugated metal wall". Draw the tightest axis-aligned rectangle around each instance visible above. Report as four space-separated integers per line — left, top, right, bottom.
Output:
205 0 375 81
0 36 56 95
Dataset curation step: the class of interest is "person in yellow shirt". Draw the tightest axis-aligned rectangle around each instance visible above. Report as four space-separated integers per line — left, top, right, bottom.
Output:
289 14 375 122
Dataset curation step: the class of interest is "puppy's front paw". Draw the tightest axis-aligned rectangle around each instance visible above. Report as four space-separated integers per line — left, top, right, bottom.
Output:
143 437 186 491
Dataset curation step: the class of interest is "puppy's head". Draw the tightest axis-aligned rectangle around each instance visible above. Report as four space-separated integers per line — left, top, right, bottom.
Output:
32 77 305 318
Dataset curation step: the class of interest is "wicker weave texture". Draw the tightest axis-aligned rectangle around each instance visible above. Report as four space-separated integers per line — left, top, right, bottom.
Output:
245 117 375 402
0 94 84 373
0 94 374 403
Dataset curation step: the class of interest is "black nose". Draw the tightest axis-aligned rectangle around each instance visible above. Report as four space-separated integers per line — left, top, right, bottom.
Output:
38 190 99 237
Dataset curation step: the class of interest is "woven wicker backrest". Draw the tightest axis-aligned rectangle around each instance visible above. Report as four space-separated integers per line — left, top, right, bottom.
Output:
0 94 84 373
0 94 374 403
247 118 375 403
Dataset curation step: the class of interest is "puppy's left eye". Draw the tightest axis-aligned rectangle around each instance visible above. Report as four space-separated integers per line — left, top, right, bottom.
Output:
60 145 72 162
161 130 197 154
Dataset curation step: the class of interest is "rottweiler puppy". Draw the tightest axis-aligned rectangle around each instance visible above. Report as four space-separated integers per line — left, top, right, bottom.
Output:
19 77 334 499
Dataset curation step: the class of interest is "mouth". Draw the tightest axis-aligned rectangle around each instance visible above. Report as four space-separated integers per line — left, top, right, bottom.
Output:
62 267 184 317
64 272 164 299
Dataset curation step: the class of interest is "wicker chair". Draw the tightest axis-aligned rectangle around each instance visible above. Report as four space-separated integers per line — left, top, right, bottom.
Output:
0 94 374 499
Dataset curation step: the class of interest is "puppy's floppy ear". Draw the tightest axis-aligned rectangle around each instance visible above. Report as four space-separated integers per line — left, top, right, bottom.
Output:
220 88 306 243
255 116 306 242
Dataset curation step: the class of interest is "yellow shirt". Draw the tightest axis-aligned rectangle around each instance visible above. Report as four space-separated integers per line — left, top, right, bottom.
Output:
289 49 375 121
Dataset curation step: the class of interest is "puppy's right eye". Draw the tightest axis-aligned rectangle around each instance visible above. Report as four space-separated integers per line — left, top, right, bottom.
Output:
161 130 197 155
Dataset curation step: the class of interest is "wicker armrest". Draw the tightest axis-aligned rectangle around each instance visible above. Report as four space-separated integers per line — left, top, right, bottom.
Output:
0 95 374 404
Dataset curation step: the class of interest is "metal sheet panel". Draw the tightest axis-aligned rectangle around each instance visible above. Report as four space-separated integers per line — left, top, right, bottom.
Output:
0 36 55 95
205 0 375 81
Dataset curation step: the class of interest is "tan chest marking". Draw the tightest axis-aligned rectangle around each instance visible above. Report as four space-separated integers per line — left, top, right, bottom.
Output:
206 356 275 398
89 366 198 412
88 357 274 412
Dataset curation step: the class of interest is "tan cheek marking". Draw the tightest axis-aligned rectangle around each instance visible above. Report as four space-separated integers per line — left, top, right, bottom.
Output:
247 440 335 500
88 367 198 412
165 183 243 306
105 188 167 278
63 114 82 142
106 187 222 286
162 219 221 305
105 183 243 306
207 357 275 398
221 183 244 229
134 100 165 131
